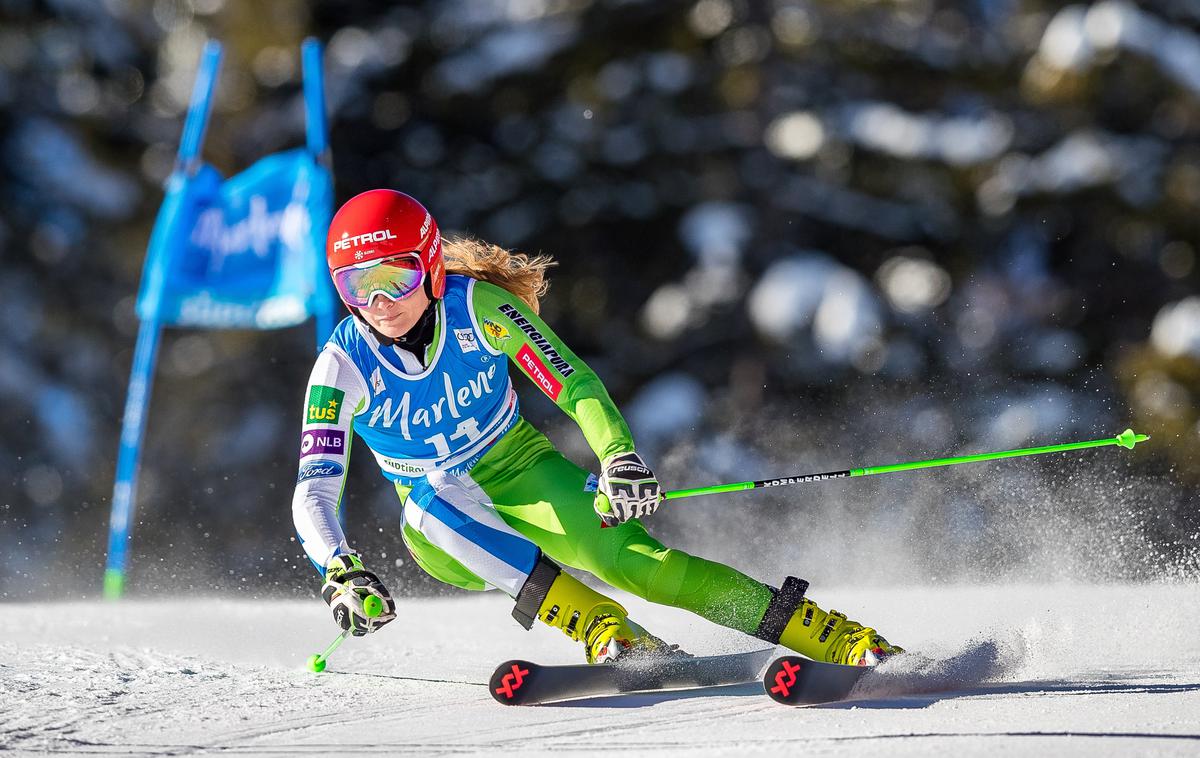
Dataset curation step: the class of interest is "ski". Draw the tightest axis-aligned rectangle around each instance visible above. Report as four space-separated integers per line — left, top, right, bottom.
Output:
489 648 776 705
761 654 871 705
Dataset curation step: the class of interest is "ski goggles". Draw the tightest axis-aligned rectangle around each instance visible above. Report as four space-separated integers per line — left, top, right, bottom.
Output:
332 253 425 308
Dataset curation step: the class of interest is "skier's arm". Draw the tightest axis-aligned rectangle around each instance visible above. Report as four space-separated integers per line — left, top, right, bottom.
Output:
291 346 369 573
469 280 634 462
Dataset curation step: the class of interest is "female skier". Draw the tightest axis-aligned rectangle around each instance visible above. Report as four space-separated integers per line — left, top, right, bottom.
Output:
292 189 902 666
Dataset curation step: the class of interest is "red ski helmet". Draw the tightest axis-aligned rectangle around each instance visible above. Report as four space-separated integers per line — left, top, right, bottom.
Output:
326 189 445 303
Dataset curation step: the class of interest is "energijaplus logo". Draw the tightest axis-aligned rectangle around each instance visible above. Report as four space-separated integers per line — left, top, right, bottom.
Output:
497 304 574 377
332 229 398 252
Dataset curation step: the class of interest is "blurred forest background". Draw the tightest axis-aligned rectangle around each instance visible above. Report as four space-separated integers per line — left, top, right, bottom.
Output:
2 0 1198 600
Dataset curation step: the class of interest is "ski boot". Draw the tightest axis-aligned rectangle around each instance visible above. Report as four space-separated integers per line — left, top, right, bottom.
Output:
755 577 903 666
511 556 685 664
583 614 688 664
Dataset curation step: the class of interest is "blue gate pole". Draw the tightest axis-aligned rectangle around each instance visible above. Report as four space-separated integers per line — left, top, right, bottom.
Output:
301 37 338 348
104 41 223 599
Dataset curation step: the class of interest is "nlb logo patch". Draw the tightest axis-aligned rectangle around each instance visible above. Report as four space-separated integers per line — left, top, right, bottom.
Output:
517 345 563 400
300 429 346 458
297 460 344 483
307 385 345 424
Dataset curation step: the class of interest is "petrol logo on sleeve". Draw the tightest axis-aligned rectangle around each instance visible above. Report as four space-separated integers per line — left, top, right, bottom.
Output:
517 345 563 400
297 460 344 483
483 319 511 341
307 385 345 424
300 429 346 458
498 304 574 377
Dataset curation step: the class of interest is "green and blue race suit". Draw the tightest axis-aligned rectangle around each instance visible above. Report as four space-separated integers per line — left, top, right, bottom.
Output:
291 275 773 635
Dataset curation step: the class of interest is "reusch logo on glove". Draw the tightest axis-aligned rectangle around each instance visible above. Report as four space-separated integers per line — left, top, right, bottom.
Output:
610 462 651 478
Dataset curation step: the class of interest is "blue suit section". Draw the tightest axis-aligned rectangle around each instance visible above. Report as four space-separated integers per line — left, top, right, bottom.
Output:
401 469 540 597
328 276 518 484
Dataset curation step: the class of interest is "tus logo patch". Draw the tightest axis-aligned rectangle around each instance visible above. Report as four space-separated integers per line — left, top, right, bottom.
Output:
307 385 345 424
300 429 345 458
297 460 344 483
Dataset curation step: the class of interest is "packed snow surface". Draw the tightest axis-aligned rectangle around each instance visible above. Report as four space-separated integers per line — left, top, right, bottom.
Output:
4 584 1199 756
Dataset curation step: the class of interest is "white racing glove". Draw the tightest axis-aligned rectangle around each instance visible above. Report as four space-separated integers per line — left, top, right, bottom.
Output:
321 553 397 636
593 452 662 527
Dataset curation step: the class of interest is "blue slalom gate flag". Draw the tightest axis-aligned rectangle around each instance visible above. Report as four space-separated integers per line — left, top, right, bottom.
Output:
136 150 334 331
105 39 337 598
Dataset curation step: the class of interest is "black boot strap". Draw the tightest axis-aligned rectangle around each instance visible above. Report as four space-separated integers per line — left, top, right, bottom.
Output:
754 576 810 644
511 554 561 630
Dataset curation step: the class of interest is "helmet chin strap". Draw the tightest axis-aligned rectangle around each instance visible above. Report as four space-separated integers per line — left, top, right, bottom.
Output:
351 297 439 356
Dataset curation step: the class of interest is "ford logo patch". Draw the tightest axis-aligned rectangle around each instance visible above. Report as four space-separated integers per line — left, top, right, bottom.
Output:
297 460 344 483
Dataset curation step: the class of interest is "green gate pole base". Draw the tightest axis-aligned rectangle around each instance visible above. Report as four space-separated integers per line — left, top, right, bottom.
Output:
103 569 125 600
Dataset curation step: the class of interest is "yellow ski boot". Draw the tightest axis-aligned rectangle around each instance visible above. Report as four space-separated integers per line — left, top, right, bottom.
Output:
511 557 681 663
755 576 903 666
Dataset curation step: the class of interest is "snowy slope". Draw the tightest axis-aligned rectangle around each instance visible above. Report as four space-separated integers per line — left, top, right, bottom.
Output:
3 584 1199 756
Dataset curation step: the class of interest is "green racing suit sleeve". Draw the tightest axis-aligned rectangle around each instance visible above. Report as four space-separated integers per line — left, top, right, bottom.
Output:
469 280 634 463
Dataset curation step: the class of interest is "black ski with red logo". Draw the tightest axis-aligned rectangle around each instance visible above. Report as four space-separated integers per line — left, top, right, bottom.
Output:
489 648 775 706
761 654 870 705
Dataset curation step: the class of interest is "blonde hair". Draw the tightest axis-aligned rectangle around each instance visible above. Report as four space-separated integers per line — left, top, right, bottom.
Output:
443 236 555 314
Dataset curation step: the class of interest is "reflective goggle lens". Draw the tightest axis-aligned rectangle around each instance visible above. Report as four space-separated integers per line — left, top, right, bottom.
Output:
332 255 425 307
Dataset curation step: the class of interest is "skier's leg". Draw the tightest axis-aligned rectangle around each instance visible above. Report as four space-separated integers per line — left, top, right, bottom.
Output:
475 428 773 631
486 449 774 633
399 470 665 662
480 428 902 664
400 470 541 598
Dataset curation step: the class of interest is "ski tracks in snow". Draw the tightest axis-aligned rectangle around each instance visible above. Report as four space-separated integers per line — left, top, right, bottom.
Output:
3 587 1200 756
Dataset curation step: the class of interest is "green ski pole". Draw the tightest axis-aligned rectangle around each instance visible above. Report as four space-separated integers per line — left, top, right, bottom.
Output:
306 594 384 672
663 428 1149 502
